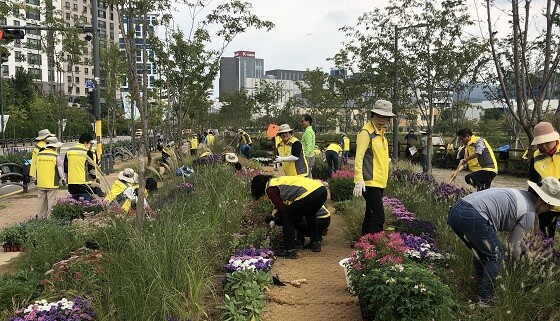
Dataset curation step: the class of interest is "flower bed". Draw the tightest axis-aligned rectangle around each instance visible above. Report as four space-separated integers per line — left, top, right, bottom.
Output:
9 297 96 321
51 196 107 221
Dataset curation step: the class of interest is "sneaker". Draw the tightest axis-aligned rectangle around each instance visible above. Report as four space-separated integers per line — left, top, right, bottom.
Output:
294 238 305 248
304 241 321 252
275 249 298 259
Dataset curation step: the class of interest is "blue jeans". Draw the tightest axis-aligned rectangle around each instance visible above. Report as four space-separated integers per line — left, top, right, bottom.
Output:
239 144 252 159
447 200 503 302
420 154 428 173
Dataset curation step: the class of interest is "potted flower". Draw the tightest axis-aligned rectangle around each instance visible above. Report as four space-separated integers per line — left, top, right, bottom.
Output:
1 224 26 252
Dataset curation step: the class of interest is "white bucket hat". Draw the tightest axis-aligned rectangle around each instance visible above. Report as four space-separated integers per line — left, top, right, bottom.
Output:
45 136 63 148
277 124 293 134
531 122 560 145
528 177 560 206
118 168 139 184
370 100 395 117
35 129 56 141
224 153 239 163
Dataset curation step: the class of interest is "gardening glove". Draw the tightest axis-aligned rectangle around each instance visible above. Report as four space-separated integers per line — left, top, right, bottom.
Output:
353 181 366 197
275 155 298 163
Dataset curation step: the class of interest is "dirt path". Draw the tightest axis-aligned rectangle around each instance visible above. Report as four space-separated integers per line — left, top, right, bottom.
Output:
262 166 529 321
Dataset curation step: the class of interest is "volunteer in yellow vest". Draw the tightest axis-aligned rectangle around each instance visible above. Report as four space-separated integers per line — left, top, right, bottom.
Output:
456 128 498 191
275 124 308 177
251 174 327 259
206 130 215 147
237 129 253 159
30 129 56 181
341 132 350 165
353 99 393 236
105 168 139 212
295 205 331 248
189 134 199 156
64 133 104 200
529 121 560 238
325 142 343 176
36 136 65 218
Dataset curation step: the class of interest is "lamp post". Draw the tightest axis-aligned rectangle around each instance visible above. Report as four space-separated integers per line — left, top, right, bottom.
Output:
0 54 5 149
392 23 428 163
91 0 102 162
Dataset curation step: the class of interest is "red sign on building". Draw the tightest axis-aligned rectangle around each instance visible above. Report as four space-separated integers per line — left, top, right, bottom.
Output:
234 51 256 58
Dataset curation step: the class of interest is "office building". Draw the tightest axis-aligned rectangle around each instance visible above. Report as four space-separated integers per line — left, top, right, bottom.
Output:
218 50 264 96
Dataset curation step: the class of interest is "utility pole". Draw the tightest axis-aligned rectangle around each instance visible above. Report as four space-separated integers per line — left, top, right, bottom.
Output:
91 0 102 163
0 51 5 149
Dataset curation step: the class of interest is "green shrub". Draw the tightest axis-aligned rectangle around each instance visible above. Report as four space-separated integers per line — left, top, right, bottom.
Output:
329 177 354 202
0 270 43 312
221 269 272 321
0 224 26 246
354 263 455 321
312 157 330 180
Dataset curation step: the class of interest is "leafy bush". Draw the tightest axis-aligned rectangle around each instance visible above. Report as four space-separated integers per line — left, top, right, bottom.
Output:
50 196 107 221
221 269 272 321
0 224 26 246
311 157 330 180
329 169 354 201
354 263 455 321
0 149 31 166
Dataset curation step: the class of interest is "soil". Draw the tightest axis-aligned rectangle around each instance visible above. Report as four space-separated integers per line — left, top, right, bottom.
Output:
261 166 529 321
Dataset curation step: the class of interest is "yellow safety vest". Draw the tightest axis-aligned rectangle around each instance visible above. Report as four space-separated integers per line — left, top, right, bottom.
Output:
267 176 324 202
36 149 60 189
277 136 308 176
190 137 198 149
326 143 343 153
533 142 560 211
206 134 215 146
66 144 92 184
30 141 47 179
240 131 252 145
465 135 498 173
354 121 389 188
343 136 350 151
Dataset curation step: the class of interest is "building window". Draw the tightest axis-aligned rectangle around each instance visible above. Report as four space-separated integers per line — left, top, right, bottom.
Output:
98 9 106 18
98 20 106 29
16 66 24 74
67 75 72 83
109 12 113 20
109 33 114 41
109 22 114 30
75 76 80 84
26 0 40 5
26 8 40 20
85 68 89 75
75 87 80 94
73 3 77 10
136 51 141 62
65 2 70 8
13 20 20 26
48 70 55 82
0 18 6 25
27 53 41 65
68 86 72 94
26 38 40 50
28 68 41 79
14 51 22 62
1 65 8 77
74 66 80 72
82 6 87 13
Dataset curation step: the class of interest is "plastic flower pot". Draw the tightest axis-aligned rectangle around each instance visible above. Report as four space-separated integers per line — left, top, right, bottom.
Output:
339 257 354 294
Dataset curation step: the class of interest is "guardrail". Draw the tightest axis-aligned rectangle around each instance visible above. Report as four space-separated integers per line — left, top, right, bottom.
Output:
0 135 81 147
0 162 30 193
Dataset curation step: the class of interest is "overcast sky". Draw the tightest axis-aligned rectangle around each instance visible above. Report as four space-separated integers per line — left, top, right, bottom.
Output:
171 0 546 98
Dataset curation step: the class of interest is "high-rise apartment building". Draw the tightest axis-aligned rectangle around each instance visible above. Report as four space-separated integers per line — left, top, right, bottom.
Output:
0 0 119 100
218 50 264 96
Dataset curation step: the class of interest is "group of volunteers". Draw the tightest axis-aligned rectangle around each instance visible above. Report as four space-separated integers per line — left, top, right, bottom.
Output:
348 99 560 306
30 130 158 219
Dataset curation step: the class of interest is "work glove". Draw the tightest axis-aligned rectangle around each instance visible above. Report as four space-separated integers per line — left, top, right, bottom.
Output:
353 181 366 197
274 156 285 163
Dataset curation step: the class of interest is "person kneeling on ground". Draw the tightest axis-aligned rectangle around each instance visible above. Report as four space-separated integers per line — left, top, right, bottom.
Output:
447 177 560 305
251 174 327 259
105 168 158 214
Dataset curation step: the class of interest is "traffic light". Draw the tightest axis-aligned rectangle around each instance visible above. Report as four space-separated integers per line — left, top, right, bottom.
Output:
0 29 25 43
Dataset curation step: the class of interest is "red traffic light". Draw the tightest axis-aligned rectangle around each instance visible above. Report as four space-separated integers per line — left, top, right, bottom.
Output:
0 29 25 42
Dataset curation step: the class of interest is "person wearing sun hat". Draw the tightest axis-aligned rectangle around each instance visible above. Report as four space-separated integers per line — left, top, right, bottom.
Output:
29 129 56 181
529 121 560 238
448 177 560 305
105 168 140 212
35 136 65 218
275 124 309 177
353 99 394 237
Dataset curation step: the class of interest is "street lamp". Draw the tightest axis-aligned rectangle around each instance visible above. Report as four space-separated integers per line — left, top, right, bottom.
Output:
392 23 429 163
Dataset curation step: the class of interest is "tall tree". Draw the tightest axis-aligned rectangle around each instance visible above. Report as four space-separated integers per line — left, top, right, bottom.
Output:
218 89 256 129
485 0 560 142
253 79 284 123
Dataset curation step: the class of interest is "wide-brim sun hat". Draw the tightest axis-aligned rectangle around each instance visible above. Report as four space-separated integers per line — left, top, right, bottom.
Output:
277 124 293 134
35 129 56 141
528 177 560 206
224 153 239 163
118 168 139 184
370 99 395 117
531 122 560 145
420 130 427 135
45 136 63 148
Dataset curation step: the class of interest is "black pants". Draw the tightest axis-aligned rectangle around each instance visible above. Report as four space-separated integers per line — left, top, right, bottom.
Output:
361 186 385 235
68 184 106 200
538 210 560 238
282 187 327 251
297 216 331 239
465 171 497 191
325 150 339 176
